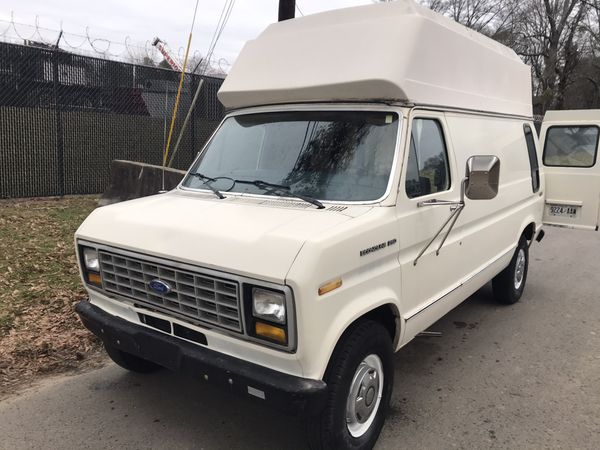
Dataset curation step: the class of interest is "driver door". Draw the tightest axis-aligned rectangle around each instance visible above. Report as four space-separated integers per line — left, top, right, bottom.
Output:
397 112 468 338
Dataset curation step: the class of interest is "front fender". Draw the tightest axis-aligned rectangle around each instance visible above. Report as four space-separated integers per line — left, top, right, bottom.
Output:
288 258 403 380
319 290 403 375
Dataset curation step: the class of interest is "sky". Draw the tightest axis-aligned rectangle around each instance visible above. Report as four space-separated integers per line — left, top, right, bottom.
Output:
0 0 373 69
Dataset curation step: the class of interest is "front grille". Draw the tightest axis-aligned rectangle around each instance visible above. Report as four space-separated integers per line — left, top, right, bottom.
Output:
98 250 242 332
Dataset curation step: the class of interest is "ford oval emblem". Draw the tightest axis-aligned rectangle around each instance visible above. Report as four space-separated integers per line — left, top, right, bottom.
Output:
148 279 172 295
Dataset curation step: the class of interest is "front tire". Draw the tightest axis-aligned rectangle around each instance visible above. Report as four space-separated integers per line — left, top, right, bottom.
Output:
492 236 529 304
104 343 162 373
306 321 394 450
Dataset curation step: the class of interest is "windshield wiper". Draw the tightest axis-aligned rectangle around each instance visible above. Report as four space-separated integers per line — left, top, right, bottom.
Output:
188 173 225 199
233 179 325 209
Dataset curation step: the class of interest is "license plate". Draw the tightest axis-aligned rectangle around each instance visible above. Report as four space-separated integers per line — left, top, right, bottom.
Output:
548 205 578 218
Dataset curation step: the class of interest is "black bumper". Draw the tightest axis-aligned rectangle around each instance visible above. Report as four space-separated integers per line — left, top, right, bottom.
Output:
76 300 327 415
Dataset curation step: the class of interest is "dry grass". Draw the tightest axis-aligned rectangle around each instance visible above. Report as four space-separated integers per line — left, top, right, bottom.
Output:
0 196 106 396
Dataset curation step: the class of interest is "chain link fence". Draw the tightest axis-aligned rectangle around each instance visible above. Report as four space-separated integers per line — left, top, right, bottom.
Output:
0 41 225 199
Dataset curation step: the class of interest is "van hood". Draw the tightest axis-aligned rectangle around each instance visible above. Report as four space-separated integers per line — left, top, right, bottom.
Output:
76 191 359 283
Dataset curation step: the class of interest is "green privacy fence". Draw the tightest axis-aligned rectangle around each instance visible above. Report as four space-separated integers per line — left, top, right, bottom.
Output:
0 41 224 198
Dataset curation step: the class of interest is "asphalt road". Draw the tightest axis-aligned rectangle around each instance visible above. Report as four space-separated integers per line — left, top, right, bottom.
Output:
1 227 599 449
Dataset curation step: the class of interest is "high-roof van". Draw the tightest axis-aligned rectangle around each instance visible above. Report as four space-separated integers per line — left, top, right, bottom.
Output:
74 1 600 448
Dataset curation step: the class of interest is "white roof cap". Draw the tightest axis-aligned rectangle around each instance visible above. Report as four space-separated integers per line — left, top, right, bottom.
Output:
218 0 532 117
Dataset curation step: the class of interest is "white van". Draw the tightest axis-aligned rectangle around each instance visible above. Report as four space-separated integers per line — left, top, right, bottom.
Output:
74 2 600 449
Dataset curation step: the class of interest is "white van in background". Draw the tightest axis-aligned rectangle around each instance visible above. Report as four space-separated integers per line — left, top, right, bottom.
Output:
74 1 599 449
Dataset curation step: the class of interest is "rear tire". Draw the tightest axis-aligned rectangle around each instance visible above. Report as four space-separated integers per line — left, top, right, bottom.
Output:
104 343 162 373
306 321 394 450
492 236 529 305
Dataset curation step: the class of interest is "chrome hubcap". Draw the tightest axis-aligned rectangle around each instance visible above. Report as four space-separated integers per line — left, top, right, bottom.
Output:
514 249 526 290
346 354 384 438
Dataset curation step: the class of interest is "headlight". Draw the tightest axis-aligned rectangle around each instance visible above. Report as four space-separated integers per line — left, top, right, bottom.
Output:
79 246 102 287
252 288 286 324
82 247 99 271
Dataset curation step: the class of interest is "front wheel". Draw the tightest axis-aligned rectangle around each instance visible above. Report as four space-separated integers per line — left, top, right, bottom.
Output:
492 236 529 304
306 321 394 450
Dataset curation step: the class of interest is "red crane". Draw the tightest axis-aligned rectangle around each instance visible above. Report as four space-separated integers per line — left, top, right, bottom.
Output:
151 37 183 71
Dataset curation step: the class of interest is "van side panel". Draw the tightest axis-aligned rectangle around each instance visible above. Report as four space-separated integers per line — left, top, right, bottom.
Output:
399 112 543 344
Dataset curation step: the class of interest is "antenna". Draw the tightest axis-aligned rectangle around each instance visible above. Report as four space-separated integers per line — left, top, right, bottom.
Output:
160 87 169 193
160 0 200 193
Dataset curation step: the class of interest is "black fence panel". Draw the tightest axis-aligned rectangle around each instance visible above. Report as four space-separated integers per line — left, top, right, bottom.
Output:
0 41 225 198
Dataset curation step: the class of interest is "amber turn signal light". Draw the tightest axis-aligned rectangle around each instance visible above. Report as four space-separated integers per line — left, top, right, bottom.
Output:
87 272 102 286
318 278 342 296
255 321 286 344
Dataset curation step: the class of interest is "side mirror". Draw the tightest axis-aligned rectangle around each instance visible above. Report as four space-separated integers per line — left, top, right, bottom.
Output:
465 155 500 200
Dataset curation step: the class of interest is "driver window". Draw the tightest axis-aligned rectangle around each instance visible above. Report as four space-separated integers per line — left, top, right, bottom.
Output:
405 118 451 198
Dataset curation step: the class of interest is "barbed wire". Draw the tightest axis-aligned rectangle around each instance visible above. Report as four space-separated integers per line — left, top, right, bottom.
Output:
0 12 231 74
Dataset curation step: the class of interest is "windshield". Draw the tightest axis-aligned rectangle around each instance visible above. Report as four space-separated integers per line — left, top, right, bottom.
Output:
182 110 399 202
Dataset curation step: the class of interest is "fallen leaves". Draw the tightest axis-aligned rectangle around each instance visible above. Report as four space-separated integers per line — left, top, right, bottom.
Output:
0 196 106 396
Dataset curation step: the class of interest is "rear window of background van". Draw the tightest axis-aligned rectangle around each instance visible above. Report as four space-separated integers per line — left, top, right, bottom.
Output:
543 126 600 168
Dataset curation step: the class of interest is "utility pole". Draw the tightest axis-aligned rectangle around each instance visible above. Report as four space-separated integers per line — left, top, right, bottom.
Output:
278 0 296 21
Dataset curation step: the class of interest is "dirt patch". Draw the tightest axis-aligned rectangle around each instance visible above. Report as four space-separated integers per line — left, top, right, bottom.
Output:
0 196 107 396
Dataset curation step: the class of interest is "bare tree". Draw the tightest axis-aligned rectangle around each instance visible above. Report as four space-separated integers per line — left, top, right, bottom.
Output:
511 0 588 110
578 0 600 105
419 0 593 112
418 0 521 39
581 1 600 63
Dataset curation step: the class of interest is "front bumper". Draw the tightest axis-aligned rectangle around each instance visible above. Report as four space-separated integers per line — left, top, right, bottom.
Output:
76 300 327 415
